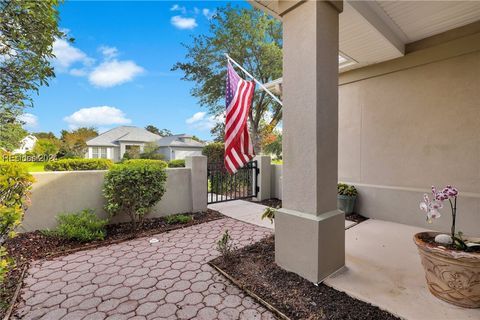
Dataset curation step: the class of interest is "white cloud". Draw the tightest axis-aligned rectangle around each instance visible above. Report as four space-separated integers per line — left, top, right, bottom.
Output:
186 112 223 131
202 8 215 19
186 112 207 124
170 4 186 14
171 16 198 30
69 68 88 77
64 106 131 129
88 60 144 88
99 46 118 60
19 113 38 128
52 38 94 70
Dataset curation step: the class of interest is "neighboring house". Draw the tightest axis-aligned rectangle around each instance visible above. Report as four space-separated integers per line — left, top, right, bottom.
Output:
85 126 205 162
13 135 38 154
86 126 161 162
156 134 205 161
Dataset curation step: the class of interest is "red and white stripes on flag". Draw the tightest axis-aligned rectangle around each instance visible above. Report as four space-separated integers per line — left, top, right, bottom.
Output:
224 61 255 174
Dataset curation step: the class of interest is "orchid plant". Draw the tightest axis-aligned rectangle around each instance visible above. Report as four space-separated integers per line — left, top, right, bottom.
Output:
420 185 469 250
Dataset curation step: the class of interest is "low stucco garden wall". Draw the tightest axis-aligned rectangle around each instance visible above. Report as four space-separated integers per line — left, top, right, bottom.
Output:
22 168 194 232
271 164 283 200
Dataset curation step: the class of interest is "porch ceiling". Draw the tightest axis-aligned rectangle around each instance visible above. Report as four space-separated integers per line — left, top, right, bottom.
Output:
251 0 480 72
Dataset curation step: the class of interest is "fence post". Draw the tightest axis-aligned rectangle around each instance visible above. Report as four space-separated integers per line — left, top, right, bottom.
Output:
253 155 272 202
186 155 208 212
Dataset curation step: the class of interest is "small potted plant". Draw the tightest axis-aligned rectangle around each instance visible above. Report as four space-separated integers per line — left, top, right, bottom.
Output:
415 185 480 308
337 183 357 215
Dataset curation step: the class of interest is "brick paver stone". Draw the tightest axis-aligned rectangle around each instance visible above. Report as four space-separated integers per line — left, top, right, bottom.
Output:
14 218 273 319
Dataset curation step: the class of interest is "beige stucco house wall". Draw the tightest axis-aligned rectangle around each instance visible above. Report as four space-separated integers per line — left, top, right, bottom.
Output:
338 31 480 235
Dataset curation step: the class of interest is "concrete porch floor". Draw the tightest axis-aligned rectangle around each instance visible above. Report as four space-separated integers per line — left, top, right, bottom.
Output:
208 200 357 230
324 219 480 320
210 200 479 319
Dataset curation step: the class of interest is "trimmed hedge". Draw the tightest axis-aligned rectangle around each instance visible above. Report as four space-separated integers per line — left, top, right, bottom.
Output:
122 159 168 169
168 159 185 168
44 159 113 171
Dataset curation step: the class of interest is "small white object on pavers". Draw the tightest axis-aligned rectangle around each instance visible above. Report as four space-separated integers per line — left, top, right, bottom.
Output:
324 219 480 320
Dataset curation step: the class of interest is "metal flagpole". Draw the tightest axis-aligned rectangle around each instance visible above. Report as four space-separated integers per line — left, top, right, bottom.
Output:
225 53 283 107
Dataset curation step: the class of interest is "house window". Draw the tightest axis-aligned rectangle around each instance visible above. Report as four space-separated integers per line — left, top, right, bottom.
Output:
92 147 107 159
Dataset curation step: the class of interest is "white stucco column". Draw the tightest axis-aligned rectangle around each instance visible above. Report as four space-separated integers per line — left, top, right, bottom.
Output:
275 0 345 283
186 155 208 213
253 155 272 201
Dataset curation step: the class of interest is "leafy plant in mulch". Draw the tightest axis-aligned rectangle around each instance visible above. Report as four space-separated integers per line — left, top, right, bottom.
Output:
217 230 236 258
165 214 193 225
103 159 167 230
261 207 275 224
44 209 108 242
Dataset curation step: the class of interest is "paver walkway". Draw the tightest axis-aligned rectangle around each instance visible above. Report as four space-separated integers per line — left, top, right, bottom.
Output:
14 218 274 320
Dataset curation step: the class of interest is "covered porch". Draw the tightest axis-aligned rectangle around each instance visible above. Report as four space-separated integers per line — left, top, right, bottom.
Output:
248 0 480 318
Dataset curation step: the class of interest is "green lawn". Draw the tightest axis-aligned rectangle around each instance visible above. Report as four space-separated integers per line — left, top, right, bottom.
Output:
271 159 283 165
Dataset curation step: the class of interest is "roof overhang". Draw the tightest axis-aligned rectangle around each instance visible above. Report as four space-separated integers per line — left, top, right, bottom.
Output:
250 0 480 72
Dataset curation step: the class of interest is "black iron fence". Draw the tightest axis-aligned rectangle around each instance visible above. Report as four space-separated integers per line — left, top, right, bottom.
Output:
207 160 259 204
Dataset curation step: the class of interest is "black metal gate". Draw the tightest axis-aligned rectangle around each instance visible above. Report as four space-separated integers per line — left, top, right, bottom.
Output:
207 161 259 204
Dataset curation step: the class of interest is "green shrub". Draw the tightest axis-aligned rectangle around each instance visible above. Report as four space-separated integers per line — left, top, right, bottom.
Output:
0 162 34 283
103 160 167 230
51 209 107 242
44 158 113 171
337 183 357 197
165 214 192 224
202 142 224 164
168 159 185 168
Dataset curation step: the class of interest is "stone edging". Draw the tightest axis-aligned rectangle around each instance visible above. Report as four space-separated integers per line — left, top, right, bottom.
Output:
208 261 291 320
3 264 28 320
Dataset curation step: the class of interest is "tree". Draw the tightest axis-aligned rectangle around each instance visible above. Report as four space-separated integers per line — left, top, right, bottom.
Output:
145 125 160 135
32 138 60 155
33 132 57 140
145 125 172 137
0 121 26 151
59 127 98 158
0 0 64 116
173 5 282 152
262 130 282 159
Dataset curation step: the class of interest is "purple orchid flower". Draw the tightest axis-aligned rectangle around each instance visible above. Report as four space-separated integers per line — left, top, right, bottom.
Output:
421 185 459 240
420 194 442 223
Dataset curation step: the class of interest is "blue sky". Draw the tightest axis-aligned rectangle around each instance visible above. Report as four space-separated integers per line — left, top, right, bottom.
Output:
23 1 250 140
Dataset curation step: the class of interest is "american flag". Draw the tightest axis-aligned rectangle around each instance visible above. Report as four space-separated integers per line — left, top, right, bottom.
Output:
224 61 255 174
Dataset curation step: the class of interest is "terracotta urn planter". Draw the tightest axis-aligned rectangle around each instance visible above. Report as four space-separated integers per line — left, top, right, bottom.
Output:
414 232 480 308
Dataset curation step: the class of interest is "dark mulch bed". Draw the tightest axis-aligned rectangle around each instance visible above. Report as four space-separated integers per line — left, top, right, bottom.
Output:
345 213 368 224
210 236 399 320
248 198 282 208
0 209 223 318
